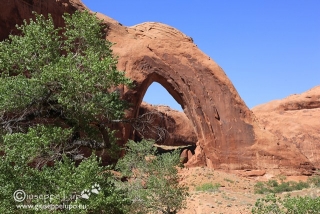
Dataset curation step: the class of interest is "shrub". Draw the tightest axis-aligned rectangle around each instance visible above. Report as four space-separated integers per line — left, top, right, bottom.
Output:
224 178 235 183
196 183 221 192
254 179 309 194
252 193 320 214
308 175 320 187
116 139 189 214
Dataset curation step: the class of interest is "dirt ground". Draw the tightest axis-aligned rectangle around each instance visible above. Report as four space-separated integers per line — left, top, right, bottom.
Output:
177 167 320 214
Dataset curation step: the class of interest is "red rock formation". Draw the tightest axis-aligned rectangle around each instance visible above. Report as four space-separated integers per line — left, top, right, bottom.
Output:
0 0 86 41
105 20 258 168
180 149 194 164
253 86 320 170
136 102 197 146
99 16 314 174
0 0 315 175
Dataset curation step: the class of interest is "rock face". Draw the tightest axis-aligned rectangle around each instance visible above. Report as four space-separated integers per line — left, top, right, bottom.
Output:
0 0 87 41
0 0 315 175
136 102 197 146
106 20 260 169
253 86 320 169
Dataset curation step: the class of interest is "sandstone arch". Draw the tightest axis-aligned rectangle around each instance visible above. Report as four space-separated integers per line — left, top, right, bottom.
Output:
100 17 313 173
127 53 256 168
135 72 185 114
0 0 314 174
103 20 260 169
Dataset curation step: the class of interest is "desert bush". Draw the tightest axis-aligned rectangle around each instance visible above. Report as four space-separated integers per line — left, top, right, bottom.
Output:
254 179 309 194
196 183 221 192
252 193 320 214
224 178 235 183
308 175 320 187
116 139 189 214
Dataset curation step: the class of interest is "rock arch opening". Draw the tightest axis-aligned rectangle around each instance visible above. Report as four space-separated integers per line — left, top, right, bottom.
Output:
133 80 197 160
135 80 198 148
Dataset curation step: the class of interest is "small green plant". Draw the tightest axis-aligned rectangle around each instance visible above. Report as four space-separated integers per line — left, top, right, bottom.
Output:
196 183 221 192
275 174 287 183
224 178 235 183
252 193 320 214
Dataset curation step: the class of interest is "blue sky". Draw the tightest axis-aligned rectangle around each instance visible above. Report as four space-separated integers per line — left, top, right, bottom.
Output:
82 0 320 111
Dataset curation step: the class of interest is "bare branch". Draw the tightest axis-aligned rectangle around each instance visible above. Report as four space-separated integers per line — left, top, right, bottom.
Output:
73 139 105 150
112 111 168 143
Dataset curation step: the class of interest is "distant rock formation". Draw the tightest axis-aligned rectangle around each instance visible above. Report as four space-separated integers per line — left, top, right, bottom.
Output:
253 86 320 169
0 0 315 175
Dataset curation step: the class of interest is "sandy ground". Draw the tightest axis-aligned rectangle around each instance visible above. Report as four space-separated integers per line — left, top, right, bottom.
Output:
177 167 320 214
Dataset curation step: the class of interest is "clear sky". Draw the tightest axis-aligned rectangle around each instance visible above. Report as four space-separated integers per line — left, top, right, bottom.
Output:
82 0 320 111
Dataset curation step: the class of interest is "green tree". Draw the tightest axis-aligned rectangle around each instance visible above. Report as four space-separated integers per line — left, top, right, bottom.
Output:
0 10 188 214
116 139 189 214
0 10 132 213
